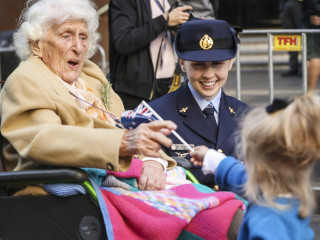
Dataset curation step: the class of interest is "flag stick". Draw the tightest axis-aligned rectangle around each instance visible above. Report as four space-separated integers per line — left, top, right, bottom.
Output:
142 101 194 152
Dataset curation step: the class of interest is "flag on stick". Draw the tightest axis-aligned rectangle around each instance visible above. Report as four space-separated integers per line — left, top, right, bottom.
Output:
121 102 157 129
121 101 194 152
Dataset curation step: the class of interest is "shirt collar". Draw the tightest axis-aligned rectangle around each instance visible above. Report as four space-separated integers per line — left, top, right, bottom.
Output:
188 81 221 113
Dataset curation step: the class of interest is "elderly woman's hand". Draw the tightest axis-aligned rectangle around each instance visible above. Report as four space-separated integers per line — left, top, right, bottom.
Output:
119 120 177 158
138 160 166 191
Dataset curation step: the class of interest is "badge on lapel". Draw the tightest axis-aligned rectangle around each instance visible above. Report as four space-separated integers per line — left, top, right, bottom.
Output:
179 107 188 113
229 107 235 115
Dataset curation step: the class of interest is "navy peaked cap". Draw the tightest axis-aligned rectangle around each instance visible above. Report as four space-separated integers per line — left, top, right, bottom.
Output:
174 19 238 61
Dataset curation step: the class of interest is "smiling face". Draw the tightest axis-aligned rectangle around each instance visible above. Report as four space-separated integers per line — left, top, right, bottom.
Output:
180 59 234 101
30 19 89 84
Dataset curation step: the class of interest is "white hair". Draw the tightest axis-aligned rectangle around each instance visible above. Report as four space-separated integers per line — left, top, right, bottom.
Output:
14 0 100 60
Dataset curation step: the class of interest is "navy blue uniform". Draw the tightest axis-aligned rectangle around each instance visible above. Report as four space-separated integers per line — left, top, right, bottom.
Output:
149 81 249 187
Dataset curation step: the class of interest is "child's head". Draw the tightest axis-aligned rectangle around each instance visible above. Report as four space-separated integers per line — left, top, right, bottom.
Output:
237 93 320 217
174 19 237 101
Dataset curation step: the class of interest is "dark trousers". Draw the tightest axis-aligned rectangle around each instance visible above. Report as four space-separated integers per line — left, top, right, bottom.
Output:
117 77 173 110
279 0 302 72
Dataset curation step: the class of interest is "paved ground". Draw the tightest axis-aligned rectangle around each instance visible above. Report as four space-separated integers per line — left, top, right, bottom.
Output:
225 66 320 238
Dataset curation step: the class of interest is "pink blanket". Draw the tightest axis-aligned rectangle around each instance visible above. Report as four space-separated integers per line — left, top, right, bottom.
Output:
98 184 244 240
97 158 244 239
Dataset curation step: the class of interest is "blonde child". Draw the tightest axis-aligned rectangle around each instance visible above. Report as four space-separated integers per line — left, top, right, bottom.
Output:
190 94 320 240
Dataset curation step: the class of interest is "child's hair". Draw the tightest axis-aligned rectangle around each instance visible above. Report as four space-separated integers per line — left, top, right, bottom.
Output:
236 93 320 218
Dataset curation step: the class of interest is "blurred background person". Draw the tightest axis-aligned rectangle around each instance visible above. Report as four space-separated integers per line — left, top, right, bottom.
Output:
302 0 320 91
279 0 303 77
168 0 219 19
108 0 192 110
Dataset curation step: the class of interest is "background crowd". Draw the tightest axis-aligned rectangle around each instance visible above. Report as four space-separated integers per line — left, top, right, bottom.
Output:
0 0 320 239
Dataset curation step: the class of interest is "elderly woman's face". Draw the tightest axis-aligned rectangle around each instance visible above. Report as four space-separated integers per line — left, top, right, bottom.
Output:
32 19 89 84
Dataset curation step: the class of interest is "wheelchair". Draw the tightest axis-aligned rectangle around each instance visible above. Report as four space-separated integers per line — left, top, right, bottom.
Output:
0 144 245 240
0 66 243 239
0 162 107 240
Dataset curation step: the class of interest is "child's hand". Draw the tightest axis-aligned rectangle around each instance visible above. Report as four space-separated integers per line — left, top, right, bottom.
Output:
190 146 209 166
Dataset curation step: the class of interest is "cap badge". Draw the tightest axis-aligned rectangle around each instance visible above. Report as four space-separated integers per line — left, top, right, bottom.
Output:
199 34 214 50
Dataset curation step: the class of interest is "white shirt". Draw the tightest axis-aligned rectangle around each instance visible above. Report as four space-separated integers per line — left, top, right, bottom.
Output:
188 81 220 124
150 0 175 79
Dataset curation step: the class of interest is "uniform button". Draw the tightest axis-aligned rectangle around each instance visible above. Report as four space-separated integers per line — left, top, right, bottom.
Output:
213 185 220 191
106 163 114 171
218 149 223 153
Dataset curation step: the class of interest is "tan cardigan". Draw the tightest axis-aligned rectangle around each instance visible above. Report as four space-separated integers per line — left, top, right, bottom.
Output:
0 56 175 186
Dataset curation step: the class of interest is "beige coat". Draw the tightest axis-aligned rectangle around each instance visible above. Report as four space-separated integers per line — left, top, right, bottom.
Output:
0 56 175 176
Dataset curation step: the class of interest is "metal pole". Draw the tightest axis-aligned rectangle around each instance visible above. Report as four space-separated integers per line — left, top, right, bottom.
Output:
268 33 274 103
0 53 2 82
301 33 308 95
236 44 241 100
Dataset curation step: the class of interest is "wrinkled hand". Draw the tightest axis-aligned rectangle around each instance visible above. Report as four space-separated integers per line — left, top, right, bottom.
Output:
190 146 209 166
119 120 177 158
166 5 193 27
138 160 166 191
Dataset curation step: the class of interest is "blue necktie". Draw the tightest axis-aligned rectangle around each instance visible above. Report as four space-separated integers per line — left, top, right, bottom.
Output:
203 104 218 137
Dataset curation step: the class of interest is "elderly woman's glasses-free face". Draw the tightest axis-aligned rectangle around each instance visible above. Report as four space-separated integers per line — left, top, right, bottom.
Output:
36 20 89 84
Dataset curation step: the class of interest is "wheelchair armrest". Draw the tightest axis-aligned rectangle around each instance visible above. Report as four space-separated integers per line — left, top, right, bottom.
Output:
0 168 88 186
173 157 192 170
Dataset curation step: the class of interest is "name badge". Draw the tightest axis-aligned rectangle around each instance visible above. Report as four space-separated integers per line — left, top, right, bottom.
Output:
171 144 194 151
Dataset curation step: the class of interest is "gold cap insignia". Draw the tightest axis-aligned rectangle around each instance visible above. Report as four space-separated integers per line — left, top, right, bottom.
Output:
199 34 214 50
179 107 188 113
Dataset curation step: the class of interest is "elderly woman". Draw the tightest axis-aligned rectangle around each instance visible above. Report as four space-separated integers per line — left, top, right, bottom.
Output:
0 0 177 195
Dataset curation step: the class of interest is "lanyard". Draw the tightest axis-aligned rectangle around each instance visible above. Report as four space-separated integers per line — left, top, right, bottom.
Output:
153 0 169 74
69 91 124 129
154 0 165 13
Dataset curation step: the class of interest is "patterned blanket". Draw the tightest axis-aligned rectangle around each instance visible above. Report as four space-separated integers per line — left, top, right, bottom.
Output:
45 159 244 240
94 183 243 240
